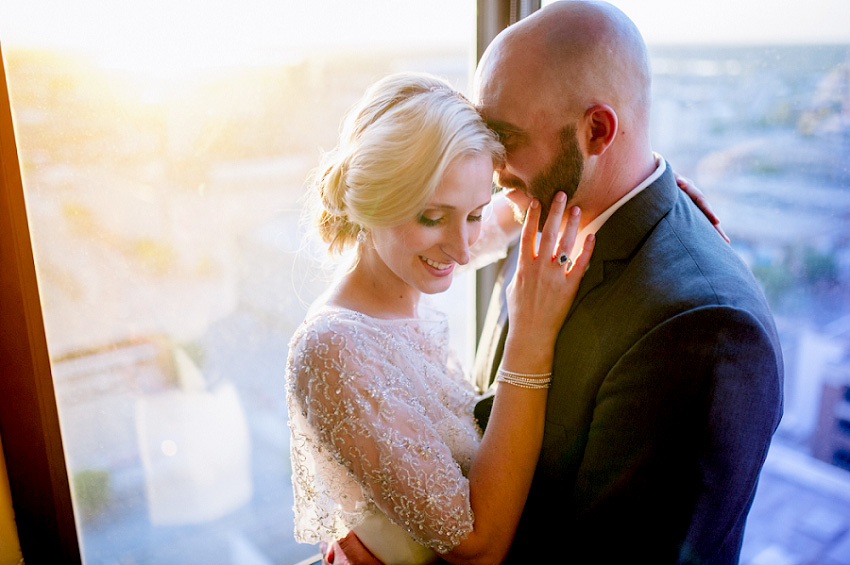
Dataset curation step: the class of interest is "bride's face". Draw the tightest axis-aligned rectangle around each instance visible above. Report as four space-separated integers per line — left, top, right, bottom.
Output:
369 153 494 297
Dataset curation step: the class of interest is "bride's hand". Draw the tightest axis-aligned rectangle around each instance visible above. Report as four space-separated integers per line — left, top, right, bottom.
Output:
675 172 730 244
506 191 595 343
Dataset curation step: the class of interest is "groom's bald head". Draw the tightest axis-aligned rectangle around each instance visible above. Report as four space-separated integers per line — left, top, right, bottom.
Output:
475 1 651 138
474 1 655 221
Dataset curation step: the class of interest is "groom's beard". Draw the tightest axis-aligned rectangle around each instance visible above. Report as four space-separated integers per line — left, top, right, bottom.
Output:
503 125 584 229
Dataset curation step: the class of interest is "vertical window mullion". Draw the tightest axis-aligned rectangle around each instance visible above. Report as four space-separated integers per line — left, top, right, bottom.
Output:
0 44 82 564
474 0 540 342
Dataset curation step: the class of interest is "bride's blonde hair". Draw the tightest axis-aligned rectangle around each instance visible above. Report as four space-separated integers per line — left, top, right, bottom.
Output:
312 72 504 254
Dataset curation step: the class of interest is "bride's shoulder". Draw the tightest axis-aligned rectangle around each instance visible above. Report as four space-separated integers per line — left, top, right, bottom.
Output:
290 302 382 357
296 303 365 336
287 306 389 393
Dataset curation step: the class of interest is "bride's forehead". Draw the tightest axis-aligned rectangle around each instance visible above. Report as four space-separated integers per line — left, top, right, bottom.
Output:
429 154 494 206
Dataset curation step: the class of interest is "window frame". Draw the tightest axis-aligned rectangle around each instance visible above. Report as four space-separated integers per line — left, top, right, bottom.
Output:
474 0 541 338
0 2 532 561
0 42 82 563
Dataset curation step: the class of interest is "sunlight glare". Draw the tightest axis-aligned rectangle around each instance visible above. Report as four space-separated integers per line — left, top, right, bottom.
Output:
81 1 310 94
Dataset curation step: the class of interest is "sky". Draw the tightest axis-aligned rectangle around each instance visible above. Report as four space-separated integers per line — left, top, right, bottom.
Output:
585 0 850 45
0 0 473 50
1 0 847 74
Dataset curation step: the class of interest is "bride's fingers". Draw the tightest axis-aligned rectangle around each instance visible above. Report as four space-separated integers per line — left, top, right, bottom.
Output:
519 199 542 260
554 206 581 262
570 233 596 274
538 192 567 261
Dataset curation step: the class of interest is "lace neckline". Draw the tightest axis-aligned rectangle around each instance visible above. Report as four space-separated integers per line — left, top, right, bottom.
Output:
308 300 445 325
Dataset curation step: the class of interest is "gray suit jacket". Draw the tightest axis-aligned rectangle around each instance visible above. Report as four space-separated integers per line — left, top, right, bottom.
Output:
474 164 784 563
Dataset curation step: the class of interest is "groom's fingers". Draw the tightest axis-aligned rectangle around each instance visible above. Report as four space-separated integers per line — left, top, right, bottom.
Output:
335 531 381 565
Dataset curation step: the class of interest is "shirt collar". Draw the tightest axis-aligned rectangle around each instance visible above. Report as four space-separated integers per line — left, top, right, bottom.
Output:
572 153 665 260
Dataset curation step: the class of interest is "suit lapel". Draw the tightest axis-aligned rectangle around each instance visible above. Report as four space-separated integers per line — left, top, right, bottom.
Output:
474 164 679 395
571 165 679 310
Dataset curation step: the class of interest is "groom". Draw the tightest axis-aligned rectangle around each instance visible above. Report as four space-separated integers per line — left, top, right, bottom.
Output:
470 1 783 563
331 2 783 563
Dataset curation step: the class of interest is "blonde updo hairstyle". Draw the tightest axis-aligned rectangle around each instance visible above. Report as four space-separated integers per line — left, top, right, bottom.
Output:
313 72 504 255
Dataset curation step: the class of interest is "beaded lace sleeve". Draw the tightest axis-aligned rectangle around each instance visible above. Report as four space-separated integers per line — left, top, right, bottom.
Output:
286 311 479 553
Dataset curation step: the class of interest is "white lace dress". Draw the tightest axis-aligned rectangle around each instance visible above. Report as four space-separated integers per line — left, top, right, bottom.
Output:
285 214 512 564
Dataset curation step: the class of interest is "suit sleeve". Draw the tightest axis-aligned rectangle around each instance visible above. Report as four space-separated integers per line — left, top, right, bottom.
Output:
568 306 782 563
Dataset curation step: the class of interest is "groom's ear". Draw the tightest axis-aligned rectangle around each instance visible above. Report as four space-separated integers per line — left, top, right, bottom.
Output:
583 104 618 156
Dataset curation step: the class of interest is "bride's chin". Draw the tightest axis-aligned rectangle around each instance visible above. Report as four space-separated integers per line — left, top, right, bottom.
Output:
420 279 453 295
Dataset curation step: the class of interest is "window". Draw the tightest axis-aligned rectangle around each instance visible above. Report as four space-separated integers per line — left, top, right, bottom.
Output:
2 1 478 562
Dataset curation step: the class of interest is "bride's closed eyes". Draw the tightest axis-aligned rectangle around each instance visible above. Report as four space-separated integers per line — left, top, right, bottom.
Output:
417 210 486 227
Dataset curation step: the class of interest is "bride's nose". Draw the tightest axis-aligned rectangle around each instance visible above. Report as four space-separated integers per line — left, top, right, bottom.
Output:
442 222 470 266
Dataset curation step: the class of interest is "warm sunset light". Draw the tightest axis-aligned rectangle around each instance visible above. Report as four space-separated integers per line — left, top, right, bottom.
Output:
1 0 471 63
2 0 475 103
4 0 846 90
2 2 848 564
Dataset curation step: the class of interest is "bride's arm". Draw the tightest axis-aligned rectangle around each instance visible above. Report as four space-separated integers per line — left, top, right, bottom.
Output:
487 172 730 245
444 193 594 565
462 191 520 272
490 190 523 239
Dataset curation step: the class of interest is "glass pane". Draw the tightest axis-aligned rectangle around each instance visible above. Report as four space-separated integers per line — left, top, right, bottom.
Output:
3 1 475 563
543 0 850 562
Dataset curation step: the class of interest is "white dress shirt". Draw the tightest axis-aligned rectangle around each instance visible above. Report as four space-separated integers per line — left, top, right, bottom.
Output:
572 153 666 261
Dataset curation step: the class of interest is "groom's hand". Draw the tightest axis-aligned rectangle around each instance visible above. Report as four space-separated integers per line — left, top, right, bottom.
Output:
323 531 383 565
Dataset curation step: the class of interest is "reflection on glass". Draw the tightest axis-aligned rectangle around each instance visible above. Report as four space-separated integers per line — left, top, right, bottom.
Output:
5 1 474 562
649 43 850 564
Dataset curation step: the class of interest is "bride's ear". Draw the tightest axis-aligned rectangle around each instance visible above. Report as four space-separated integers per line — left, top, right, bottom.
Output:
582 104 618 156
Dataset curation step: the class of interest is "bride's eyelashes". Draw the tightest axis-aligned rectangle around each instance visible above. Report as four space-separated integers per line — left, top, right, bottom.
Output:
417 213 443 227
416 212 484 227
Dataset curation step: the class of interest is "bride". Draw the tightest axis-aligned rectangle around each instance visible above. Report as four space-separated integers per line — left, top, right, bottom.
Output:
285 71 594 565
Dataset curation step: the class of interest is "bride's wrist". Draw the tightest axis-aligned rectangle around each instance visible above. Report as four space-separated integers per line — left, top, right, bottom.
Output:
505 328 557 353
501 339 555 375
